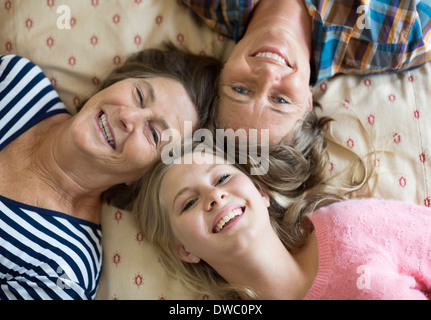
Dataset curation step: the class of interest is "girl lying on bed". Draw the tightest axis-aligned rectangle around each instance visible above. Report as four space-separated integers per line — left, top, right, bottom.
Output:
134 119 431 300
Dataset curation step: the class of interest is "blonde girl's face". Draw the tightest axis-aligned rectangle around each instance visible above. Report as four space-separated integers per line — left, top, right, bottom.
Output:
160 152 271 267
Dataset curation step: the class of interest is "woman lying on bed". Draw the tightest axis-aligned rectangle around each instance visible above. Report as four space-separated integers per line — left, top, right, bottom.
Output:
134 131 431 300
0 48 222 300
185 0 431 145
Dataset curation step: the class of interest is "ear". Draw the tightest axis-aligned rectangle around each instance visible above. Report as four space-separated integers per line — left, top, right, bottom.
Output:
178 245 201 264
308 85 314 112
259 189 270 208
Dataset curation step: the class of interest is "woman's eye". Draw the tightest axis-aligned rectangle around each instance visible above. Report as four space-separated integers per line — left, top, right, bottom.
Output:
182 198 197 212
215 174 231 186
135 85 144 106
232 87 248 95
272 96 289 104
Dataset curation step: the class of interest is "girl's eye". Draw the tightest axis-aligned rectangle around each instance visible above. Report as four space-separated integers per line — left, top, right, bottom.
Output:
182 198 197 213
232 87 248 95
215 174 231 186
151 126 159 146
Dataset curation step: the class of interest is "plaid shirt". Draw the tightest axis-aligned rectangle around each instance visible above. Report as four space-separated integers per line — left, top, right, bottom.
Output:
183 0 431 84
182 0 259 42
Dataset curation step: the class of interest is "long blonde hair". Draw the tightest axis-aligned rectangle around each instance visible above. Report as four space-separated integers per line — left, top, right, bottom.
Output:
133 111 369 299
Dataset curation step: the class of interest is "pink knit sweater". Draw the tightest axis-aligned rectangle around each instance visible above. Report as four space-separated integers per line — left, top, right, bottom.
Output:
303 199 431 300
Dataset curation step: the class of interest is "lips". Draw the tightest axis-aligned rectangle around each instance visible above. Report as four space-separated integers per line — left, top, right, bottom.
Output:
212 206 245 233
251 47 291 68
98 112 116 149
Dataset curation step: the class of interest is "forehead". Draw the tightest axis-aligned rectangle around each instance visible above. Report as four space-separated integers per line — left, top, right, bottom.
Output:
162 152 229 183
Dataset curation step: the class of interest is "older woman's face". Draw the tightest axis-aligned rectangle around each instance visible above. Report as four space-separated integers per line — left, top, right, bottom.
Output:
218 27 313 144
70 77 198 184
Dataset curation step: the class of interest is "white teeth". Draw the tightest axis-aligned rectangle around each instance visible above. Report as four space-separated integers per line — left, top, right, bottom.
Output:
255 51 288 66
214 208 243 233
98 113 115 149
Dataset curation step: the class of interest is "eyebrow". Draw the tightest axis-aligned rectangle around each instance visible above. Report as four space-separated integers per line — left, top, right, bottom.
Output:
171 163 218 211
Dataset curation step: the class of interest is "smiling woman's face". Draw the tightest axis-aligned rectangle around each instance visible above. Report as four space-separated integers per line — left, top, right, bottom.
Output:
160 152 271 267
218 27 313 144
70 77 198 184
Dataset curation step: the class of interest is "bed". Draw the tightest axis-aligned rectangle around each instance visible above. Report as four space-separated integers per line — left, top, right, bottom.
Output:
1 0 430 300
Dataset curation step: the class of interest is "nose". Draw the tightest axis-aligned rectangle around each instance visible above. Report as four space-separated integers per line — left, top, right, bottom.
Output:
253 63 281 84
205 187 229 211
118 106 150 133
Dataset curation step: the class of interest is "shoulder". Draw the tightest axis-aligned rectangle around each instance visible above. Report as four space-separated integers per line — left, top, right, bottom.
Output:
0 55 68 151
308 198 431 239
0 54 39 78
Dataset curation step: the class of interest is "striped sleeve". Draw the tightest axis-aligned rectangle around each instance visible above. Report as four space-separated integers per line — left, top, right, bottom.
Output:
0 197 102 300
0 55 68 151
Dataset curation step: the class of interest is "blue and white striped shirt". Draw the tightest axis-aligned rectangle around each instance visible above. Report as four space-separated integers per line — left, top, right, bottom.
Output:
0 55 102 300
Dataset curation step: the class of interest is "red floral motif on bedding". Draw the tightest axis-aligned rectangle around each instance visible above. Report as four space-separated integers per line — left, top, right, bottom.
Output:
399 176 407 188
177 33 185 44
70 17 76 28
363 78 371 87
112 252 121 267
90 35 99 47
133 273 144 289
68 56 77 67
92 76 100 87
342 99 350 110
319 81 327 92
112 14 120 24
393 132 401 144
114 210 122 223
5 41 13 52
25 18 33 30
46 37 54 49
73 96 81 108
4 1 12 11
50 77 57 88
134 35 142 47
135 232 144 244
156 15 163 25
113 55 121 66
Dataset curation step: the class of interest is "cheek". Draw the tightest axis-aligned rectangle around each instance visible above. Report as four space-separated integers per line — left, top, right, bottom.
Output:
172 216 207 250
87 84 131 108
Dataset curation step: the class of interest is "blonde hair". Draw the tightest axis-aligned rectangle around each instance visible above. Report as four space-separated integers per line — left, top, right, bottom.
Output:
134 110 368 299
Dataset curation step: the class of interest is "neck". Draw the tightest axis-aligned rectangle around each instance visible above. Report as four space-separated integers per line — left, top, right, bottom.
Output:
215 230 318 300
246 0 312 58
31 116 103 224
